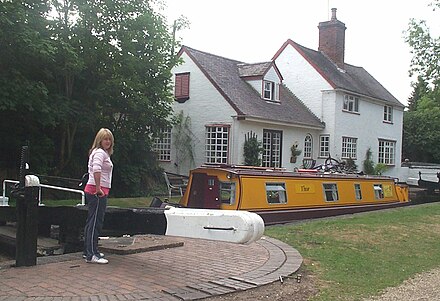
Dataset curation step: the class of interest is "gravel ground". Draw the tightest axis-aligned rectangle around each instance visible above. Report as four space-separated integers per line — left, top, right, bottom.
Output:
204 266 440 301
206 267 440 301
363 267 440 301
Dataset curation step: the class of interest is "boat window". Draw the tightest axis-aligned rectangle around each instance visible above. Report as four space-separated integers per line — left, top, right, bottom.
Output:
220 182 236 205
323 183 339 202
374 184 384 199
266 183 287 204
355 183 362 200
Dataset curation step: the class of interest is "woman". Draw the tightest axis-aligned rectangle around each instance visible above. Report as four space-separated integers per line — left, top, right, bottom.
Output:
83 128 114 264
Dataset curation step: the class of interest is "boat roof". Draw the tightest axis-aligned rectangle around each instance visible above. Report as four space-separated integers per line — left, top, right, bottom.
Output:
194 164 394 181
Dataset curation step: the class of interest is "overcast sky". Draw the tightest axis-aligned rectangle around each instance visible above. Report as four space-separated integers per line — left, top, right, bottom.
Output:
160 0 439 106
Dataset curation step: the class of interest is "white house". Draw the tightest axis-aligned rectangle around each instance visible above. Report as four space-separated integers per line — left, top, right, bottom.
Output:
157 8 405 179
272 8 405 177
156 48 324 175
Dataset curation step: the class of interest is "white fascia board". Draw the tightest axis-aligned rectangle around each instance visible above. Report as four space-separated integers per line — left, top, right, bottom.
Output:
233 115 325 130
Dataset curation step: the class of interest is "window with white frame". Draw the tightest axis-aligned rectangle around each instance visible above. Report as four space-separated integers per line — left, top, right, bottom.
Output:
342 137 357 159
220 182 236 205
374 184 384 199
343 94 359 113
304 134 313 158
323 183 339 202
319 135 330 158
355 183 362 200
263 80 275 100
383 105 393 123
153 128 171 161
262 130 282 168
205 126 229 164
265 183 287 204
378 139 395 165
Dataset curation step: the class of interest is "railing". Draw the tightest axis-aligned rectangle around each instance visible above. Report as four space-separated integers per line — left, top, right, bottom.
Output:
2 179 85 206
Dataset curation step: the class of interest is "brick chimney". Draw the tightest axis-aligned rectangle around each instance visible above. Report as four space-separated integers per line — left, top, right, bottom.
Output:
318 8 346 69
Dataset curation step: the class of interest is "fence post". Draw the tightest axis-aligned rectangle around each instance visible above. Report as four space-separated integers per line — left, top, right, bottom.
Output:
14 146 39 267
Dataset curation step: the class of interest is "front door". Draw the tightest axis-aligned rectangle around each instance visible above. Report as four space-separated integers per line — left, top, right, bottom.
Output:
187 173 220 209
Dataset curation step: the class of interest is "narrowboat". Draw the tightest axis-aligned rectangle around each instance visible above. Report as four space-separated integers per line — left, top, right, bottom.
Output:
177 164 410 225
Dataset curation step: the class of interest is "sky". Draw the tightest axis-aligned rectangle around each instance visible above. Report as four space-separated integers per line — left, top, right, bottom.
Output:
159 0 439 106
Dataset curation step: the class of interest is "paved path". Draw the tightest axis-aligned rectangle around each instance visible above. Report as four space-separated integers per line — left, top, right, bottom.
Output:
0 236 302 301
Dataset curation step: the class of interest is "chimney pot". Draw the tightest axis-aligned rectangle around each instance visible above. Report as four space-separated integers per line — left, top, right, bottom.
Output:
331 8 337 20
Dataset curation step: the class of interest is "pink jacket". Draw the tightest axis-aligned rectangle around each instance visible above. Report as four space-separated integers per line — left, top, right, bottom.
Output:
87 148 113 189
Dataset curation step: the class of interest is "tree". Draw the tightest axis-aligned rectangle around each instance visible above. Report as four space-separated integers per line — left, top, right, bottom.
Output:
0 0 58 175
403 96 440 163
363 148 388 175
0 0 183 196
404 0 440 87
363 148 375 175
403 0 440 163
407 76 430 111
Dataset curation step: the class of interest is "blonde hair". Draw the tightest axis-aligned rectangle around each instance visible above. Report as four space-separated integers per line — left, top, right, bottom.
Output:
89 128 114 155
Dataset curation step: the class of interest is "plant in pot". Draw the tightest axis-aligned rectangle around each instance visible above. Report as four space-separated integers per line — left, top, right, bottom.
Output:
243 131 263 166
290 142 302 163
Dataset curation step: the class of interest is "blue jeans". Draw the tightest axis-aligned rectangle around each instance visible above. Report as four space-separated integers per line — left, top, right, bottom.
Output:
83 193 107 260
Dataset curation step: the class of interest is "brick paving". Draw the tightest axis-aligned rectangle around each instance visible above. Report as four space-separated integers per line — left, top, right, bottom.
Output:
0 236 302 301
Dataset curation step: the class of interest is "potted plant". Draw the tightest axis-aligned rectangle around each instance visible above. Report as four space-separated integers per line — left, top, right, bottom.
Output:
290 142 302 163
243 131 263 166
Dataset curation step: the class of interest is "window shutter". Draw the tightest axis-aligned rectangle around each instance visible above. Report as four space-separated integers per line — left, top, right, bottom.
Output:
276 83 280 100
175 73 190 102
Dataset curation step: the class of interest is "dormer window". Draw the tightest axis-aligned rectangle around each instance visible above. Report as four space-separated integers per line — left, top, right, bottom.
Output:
263 81 274 100
263 80 280 101
343 94 359 113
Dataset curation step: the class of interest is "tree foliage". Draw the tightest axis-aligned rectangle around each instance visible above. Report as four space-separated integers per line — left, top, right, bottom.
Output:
0 0 182 196
403 95 440 163
363 148 375 175
407 76 430 111
404 0 440 86
0 0 57 173
363 148 388 175
403 0 440 163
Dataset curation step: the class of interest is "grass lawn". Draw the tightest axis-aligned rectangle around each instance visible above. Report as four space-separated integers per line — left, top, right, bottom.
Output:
265 202 440 301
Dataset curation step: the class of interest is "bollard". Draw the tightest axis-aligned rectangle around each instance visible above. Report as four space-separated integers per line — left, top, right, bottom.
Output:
14 146 39 267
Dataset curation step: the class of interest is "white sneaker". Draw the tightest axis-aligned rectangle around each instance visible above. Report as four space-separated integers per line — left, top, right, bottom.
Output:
86 255 108 264
83 252 104 259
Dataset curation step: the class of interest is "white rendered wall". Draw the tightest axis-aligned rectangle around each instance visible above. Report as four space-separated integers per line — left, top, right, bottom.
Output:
235 120 322 169
165 52 237 175
332 91 404 177
319 90 336 158
275 45 333 120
